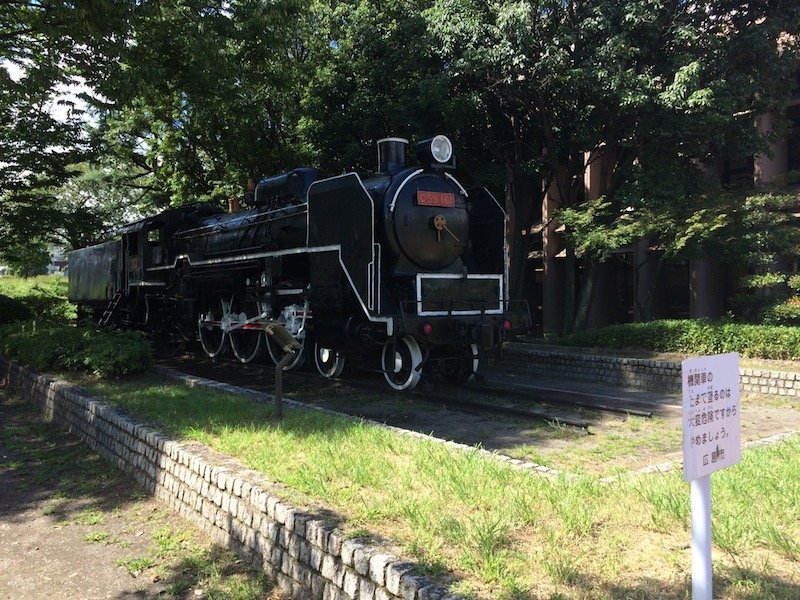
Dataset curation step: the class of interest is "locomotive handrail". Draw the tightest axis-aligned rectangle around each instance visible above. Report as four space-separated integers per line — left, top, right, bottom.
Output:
175 205 308 240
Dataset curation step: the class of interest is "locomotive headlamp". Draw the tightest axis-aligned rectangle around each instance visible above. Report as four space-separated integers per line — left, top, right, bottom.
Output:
417 135 455 168
430 135 452 163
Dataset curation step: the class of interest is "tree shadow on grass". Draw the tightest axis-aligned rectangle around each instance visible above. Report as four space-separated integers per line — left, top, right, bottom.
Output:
0 389 280 600
0 391 138 523
553 565 800 600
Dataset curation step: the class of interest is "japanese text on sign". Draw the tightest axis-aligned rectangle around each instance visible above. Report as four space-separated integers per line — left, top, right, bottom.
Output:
682 353 741 481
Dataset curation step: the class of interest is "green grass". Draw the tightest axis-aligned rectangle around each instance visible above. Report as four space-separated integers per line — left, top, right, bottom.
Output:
75 508 105 526
0 275 74 323
505 415 682 475
549 318 800 361
79 374 800 599
84 530 112 544
116 556 157 575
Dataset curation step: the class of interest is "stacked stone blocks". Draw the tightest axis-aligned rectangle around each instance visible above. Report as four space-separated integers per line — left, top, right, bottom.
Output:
502 344 800 397
0 358 458 600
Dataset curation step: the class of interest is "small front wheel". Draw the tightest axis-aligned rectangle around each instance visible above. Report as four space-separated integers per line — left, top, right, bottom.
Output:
381 336 423 391
314 343 346 378
444 344 479 384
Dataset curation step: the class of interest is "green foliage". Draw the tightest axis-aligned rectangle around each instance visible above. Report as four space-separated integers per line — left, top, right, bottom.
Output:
0 241 50 278
50 162 146 249
740 272 787 289
763 297 800 326
553 319 800 360
298 0 457 174
0 275 74 323
722 193 800 323
0 323 152 377
0 1 95 256
92 0 310 209
428 0 800 331
0 295 33 325
559 197 640 261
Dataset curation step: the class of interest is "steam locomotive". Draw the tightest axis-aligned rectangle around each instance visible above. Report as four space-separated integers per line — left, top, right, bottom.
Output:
68 135 529 390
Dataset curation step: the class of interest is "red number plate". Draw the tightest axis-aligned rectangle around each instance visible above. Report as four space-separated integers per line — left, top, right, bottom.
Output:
416 191 455 208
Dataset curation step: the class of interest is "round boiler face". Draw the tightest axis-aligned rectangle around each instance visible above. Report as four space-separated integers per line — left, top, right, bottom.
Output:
389 173 468 270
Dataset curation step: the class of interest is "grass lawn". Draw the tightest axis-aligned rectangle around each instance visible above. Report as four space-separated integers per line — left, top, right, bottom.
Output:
71 374 800 600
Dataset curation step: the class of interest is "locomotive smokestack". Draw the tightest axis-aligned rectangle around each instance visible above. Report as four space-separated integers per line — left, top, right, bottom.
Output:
377 137 408 175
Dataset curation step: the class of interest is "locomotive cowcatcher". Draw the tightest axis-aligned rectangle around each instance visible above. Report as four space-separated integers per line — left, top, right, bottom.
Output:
68 135 530 390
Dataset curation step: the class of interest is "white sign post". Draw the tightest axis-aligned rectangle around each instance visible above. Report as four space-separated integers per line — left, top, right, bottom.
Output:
682 353 742 600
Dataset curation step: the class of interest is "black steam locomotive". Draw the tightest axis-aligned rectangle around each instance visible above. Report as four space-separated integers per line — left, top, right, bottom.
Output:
68 136 529 390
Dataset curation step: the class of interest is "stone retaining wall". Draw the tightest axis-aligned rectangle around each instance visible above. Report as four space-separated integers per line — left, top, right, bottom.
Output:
739 368 800 398
0 358 455 600
501 343 800 397
500 343 684 392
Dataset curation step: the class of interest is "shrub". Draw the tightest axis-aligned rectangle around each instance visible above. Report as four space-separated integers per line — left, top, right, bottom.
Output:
553 319 800 360
0 294 33 325
0 275 74 323
0 323 152 377
764 296 800 326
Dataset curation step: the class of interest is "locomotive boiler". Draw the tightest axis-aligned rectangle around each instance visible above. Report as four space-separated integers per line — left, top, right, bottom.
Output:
68 135 530 390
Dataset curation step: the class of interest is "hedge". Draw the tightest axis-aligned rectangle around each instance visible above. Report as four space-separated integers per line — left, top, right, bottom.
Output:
552 319 800 360
0 322 153 377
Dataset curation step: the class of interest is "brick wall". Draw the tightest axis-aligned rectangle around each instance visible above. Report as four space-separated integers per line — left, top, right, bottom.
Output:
0 358 457 600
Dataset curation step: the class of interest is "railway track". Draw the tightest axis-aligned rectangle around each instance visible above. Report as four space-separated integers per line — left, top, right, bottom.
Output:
157 350 670 431
466 379 654 418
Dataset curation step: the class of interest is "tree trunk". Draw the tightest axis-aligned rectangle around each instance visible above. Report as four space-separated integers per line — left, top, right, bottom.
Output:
572 257 599 332
505 165 524 300
562 243 577 335
690 257 726 319
634 240 665 322
505 163 539 305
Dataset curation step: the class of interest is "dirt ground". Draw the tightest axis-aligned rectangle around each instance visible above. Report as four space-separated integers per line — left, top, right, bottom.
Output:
0 390 278 600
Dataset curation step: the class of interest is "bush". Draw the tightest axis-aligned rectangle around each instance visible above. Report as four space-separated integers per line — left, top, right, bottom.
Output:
0 275 74 323
763 296 800 326
0 323 152 377
0 294 33 325
553 319 800 360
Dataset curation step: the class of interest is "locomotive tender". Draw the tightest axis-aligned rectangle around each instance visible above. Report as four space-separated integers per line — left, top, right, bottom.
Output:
68 135 530 390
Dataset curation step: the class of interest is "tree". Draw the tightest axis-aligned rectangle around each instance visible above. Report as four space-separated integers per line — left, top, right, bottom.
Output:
0 1 113 255
0 239 50 277
428 0 800 332
719 192 800 323
294 0 461 173
85 0 309 209
50 162 148 250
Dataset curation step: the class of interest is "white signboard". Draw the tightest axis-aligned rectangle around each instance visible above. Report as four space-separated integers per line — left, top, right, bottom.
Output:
682 353 742 481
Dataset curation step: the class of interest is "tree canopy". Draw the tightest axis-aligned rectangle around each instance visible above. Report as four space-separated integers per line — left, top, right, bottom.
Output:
427 0 800 330
1 0 799 329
